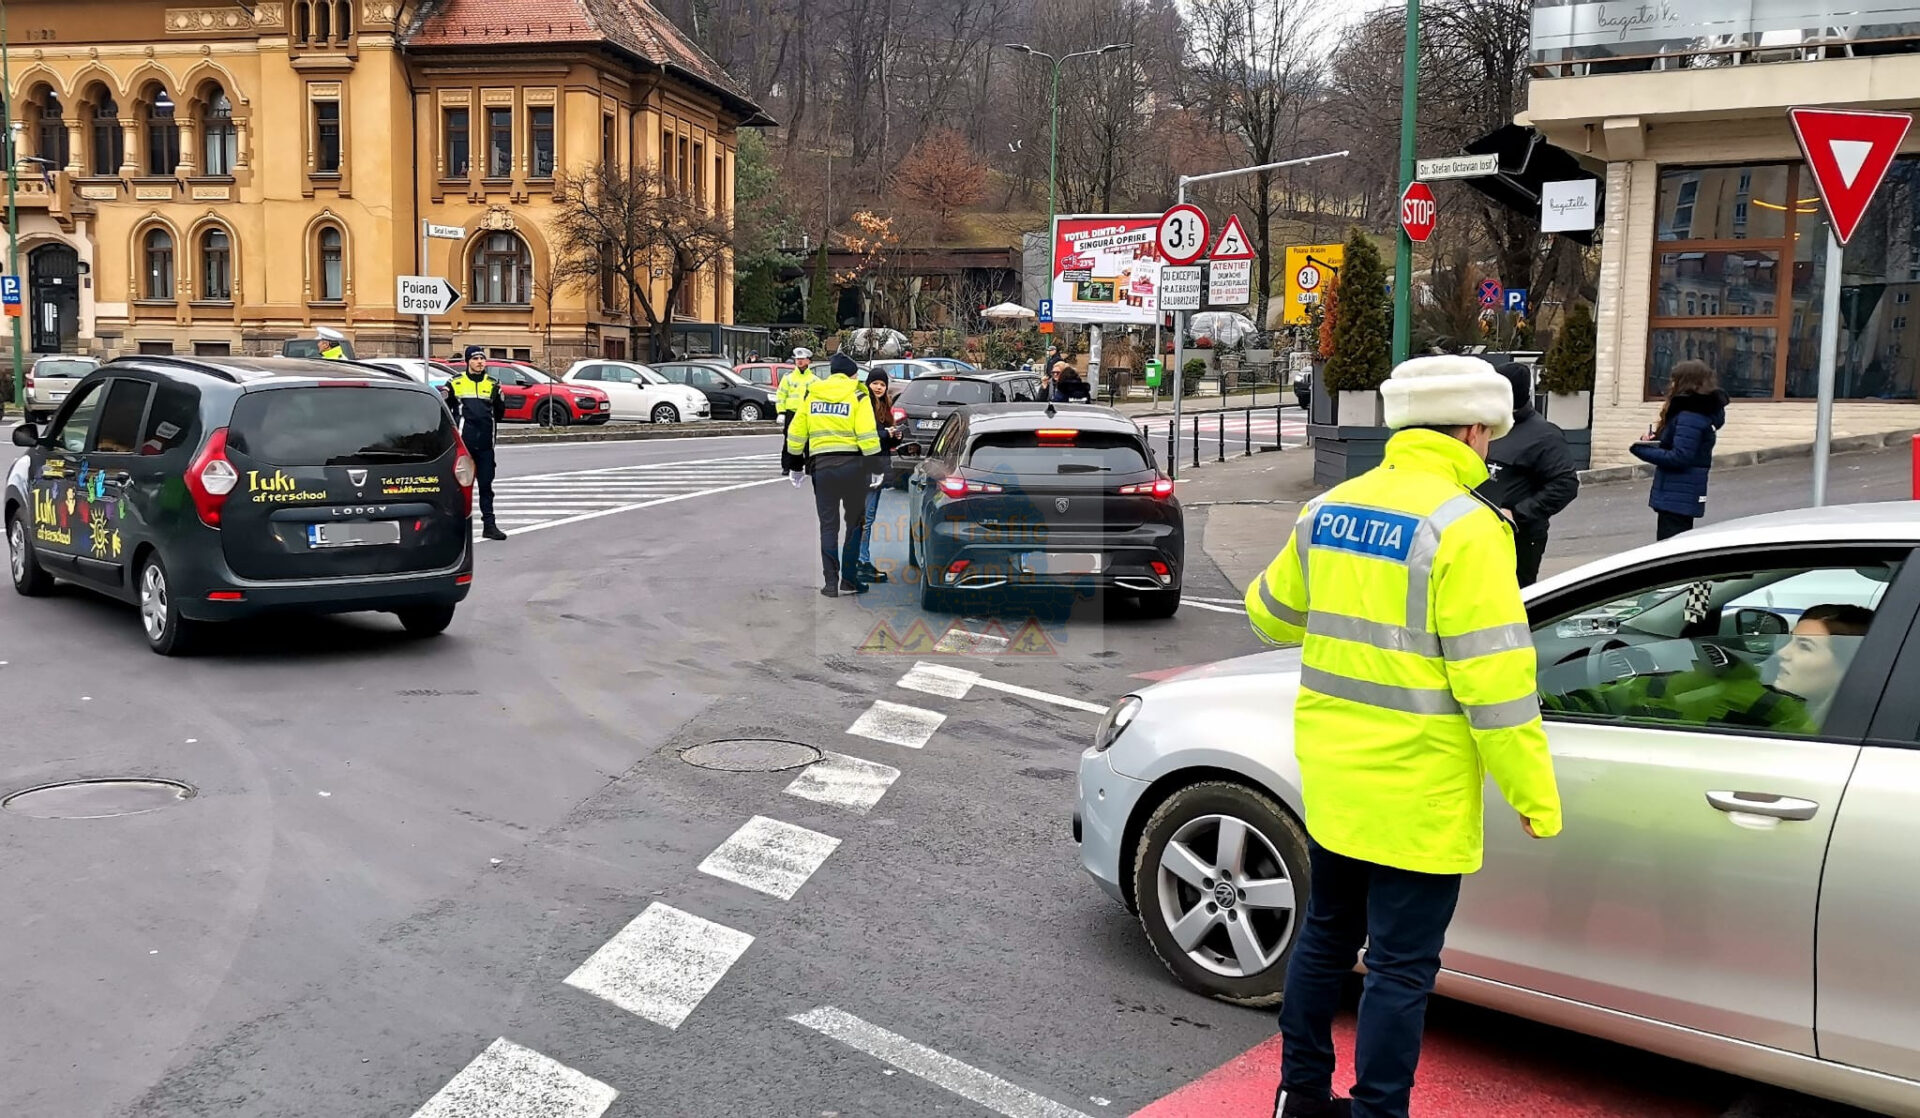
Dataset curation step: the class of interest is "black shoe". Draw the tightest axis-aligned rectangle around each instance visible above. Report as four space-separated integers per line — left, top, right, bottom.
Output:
860 563 888 584
838 580 869 594
1274 1088 1350 1118
482 524 508 541
820 584 839 598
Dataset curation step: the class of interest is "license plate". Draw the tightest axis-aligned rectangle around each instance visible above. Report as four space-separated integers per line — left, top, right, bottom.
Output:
916 419 943 430
50 392 66 402
308 520 401 549
1024 552 1102 575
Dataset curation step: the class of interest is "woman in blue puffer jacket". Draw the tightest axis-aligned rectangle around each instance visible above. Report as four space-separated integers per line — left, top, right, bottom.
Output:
1632 360 1728 540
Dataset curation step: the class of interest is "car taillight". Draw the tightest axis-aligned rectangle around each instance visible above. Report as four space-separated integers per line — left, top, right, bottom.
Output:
185 427 237 527
1150 560 1172 584
938 476 1002 497
945 559 971 584
452 432 476 517
1120 477 1175 499
892 407 907 423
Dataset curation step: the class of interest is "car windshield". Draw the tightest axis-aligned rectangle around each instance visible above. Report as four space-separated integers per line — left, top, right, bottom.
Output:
710 367 750 387
228 387 455 466
632 366 669 385
508 364 552 384
736 366 775 385
899 378 993 406
36 359 96 379
966 431 1150 475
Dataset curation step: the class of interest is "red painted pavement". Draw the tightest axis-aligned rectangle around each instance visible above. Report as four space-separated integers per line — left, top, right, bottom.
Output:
1132 1011 1726 1118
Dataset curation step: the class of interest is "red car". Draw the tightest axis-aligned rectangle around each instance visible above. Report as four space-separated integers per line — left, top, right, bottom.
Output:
734 362 794 390
480 360 611 426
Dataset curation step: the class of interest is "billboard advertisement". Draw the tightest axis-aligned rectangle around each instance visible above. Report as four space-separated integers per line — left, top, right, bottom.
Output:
1052 215 1164 326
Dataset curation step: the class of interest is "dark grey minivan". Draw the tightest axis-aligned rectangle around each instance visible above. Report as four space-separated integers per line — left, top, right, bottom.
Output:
5 355 475 654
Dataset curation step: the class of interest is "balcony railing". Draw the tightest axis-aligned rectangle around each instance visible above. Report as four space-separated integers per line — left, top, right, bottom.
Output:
1531 1 1920 75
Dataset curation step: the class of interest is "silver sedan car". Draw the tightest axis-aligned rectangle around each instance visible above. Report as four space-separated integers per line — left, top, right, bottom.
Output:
1076 504 1920 1116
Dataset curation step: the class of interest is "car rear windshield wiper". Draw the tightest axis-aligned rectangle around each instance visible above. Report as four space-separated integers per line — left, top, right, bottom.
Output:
937 398 976 406
1056 463 1109 473
328 450 431 464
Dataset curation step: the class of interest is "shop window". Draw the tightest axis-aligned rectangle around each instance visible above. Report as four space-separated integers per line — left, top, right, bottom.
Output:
1782 158 1920 403
203 88 237 176
200 228 232 301
444 108 469 177
487 107 512 178
316 226 344 301
470 231 531 305
530 107 555 178
143 228 175 300
313 100 340 174
1657 166 1789 242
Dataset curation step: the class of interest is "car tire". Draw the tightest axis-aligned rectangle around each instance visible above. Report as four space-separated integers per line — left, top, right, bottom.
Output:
1131 780 1309 1008
650 403 680 424
1136 588 1181 619
536 401 571 427
397 604 456 637
8 507 53 596
139 554 200 657
737 402 765 422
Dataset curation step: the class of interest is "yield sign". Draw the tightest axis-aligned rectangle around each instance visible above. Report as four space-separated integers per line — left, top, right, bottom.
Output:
1790 107 1914 246
1209 214 1256 260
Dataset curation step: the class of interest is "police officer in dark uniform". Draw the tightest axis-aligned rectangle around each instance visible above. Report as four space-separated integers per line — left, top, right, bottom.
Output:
445 345 508 540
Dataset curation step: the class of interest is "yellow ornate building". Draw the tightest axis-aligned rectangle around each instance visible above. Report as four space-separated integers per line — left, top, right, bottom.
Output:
5 0 765 364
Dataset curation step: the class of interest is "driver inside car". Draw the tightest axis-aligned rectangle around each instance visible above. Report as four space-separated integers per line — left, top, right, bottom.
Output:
1543 603 1873 734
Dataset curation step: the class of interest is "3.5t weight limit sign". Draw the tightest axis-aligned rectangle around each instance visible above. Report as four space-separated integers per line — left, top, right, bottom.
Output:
1400 182 1438 243
1157 204 1210 266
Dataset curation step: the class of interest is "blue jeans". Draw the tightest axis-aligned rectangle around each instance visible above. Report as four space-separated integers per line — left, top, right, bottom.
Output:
1278 839 1462 1118
857 485 882 566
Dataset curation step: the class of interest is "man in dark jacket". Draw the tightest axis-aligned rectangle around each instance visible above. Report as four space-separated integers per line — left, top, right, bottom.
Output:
1478 362 1580 587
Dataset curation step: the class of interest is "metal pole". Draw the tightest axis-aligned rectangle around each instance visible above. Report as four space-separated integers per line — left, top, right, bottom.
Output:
1813 229 1843 507
419 221 431 362
1244 407 1251 457
1046 58 1061 291
1392 0 1421 366
1217 411 1224 461
1191 412 1199 470
4 3 21 411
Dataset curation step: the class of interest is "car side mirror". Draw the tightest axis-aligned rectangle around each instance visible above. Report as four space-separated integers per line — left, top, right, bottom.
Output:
897 443 922 459
1735 608 1791 637
12 424 39 448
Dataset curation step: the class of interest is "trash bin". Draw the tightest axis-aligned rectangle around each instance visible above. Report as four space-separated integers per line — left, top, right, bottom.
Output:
1143 359 1163 388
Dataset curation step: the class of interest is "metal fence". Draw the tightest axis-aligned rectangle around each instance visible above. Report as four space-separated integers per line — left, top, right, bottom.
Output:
1134 401 1306 474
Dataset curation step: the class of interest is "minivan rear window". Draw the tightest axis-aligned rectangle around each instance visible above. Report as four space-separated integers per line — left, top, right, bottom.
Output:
36 359 97 379
228 388 455 466
967 431 1150 474
899 378 993 405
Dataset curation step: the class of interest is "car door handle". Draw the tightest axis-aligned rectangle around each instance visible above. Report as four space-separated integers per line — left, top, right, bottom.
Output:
1706 790 1820 821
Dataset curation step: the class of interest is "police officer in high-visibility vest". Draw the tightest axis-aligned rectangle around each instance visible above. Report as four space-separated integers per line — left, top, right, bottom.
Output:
1248 356 1563 1118
783 352 880 596
775 348 819 432
317 326 347 360
444 345 508 541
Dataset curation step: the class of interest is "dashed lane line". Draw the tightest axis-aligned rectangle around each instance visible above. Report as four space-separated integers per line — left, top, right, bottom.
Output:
846 699 947 749
562 903 754 1030
697 815 842 900
1183 601 1248 615
896 661 1107 714
784 752 900 814
792 1006 1098 1118
411 1038 617 1118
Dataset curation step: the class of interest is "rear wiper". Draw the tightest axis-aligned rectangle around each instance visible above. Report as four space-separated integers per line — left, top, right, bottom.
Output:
937 398 974 406
1056 463 1109 473
330 450 427 463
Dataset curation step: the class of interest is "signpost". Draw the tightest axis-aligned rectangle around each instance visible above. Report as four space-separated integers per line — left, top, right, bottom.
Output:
1156 203 1210 266
1 276 21 319
1790 106 1914 506
419 220 467 359
1477 278 1504 309
1037 298 1054 336
1282 243 1344 325
1159 266 1203 311
1399 182 1437 243
1205 218 1255 306
397 275 461 316
1415 153 1498 181
1505 288 1529 314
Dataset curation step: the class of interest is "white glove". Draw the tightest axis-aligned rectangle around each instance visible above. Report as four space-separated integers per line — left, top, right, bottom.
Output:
789 470 805 487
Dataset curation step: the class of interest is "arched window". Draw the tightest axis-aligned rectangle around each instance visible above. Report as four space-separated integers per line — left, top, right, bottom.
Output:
335 0 353 42
317 226 344 302
144 84 179 176
143 228 175 300
314 1 330 44
32 87 68 169
294 0 310 45
471 232 531 305
202 87 237 175
200 228 231 301
88 88 123 176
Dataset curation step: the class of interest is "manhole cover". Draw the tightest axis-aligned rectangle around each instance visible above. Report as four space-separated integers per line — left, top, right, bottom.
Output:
2 778 196 820
680 739 822 773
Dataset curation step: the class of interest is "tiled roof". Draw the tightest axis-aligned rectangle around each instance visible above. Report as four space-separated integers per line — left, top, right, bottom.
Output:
405 0 769 124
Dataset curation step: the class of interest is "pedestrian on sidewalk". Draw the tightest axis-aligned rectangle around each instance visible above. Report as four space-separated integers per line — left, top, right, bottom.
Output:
1479 363 1580 587
855 368 906 585
783 352 882 596
1632 360 1727 541
1244 355 1563 1118
1051 365 1090 403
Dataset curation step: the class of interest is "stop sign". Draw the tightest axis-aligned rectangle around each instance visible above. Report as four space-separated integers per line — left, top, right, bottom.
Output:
1400 182 1438 243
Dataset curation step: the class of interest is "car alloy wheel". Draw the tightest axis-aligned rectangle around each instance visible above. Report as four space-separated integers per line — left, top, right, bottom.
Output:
738 402 764 421
651 403 680 424
10 511 51 596
1154 813 1297 980
8 517 24 585
140 562 170 644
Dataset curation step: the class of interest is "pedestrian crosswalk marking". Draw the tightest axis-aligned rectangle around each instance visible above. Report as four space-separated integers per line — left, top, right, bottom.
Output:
697 815 841 900
472 455 782 536
562 903 754 1030
411 1038 616 1118
785 752 900 814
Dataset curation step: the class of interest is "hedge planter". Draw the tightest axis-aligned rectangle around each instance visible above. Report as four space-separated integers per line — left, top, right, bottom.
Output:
1336 390 1384 428
1308 423 1392 486
1547 391 1592 431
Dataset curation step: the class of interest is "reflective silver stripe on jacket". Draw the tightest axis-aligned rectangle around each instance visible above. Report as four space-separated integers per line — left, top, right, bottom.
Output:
1309 611 1442 657
1441 622 1534 662
1294 500 1323 600
1299 665 1463 716
1403 494 1493 634
1259 579 1307 629
1464 693 1542 730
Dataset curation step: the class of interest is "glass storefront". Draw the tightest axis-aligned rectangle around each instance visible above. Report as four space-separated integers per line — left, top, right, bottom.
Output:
1648 161 1920 403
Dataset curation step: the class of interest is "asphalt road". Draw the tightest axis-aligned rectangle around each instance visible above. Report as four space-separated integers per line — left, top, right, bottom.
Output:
0 429 1885 1118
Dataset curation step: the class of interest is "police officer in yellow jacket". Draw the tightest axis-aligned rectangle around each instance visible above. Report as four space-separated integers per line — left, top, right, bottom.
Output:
775 348 819 429
784 352 881 596
444 345 508 540
1248 356 1562 1118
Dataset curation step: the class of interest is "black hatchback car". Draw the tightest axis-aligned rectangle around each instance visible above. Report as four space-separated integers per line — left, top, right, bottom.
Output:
5 356 475 654
905 403 1183 617
653 359 778 421
888 370 1045 485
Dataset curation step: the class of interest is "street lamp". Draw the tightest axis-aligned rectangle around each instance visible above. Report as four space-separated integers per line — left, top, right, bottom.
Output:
1002 41 1133 308
2 1 19 409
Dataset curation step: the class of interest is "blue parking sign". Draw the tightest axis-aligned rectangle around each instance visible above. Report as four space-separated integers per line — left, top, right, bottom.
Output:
1038 299 1054 324
1505 288 1529 313
1 276 20 306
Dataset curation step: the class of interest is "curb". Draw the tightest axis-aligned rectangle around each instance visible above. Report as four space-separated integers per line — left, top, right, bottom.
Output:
1577 428 1919 484
497 421 778 446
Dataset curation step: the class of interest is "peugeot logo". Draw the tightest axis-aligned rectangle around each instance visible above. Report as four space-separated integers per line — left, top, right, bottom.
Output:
347 469 368 488
1054 497 1070 513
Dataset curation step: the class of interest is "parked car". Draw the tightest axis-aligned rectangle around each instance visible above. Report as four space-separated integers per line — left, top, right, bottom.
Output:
480 360 611 426
5 355 475 654
916 357 978 374
280 337 357 360
889 370 1046 481
560 360 710 423
364 357 460 392
652 359 777 421
866 358 968 384
734 362 793 390
1075 505 1920 1117
24 356 101 425
905 402 1181 616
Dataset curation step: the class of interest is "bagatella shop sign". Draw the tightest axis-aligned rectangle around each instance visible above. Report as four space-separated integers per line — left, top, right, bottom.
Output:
1051 215 1163 326
1529 1 1920 53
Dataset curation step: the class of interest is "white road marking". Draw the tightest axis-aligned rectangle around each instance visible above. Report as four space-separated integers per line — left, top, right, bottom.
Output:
502 453 771 482
847 700 946 749
411 1038 616 1118
1183 600 1247 615
791 1006 1096 1118
698 815 842 900
785 752 901 814
897 661 1106 714
498 433 781 455
562 903 753 1029
1185 594 1249 605
934 626 1011 654
499 478 785 537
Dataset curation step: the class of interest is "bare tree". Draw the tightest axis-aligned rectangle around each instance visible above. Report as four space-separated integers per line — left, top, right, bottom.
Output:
893 128 989 239
549 163 733 361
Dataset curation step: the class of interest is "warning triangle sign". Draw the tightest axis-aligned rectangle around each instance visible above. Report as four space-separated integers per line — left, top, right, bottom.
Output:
1007 619 1058 656
1209 214 1256 261
1790 107 1914 246
857 620 903 654
896 619 942 655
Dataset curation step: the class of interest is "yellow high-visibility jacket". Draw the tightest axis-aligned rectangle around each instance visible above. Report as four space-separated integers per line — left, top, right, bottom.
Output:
785 373 879 460
1245 427 1562 875
776 366 819 416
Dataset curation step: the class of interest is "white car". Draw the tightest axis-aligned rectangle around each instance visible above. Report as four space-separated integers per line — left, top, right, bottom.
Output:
363 357 458 392
560 360 710 423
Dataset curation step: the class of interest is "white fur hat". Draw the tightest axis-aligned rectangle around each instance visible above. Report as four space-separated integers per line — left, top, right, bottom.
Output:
1380 355 1515 440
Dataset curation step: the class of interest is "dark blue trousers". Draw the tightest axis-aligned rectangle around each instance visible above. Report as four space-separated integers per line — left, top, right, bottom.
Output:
468 440 497 529
1278 839 1462 1118
810 455 868 586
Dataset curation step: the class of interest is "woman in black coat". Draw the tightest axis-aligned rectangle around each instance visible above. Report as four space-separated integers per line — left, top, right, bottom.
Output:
856 369 906 583
1632 360 1728 540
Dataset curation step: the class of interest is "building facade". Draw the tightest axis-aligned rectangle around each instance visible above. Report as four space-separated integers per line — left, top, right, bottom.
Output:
1527 2 1920 464
4 0 764 366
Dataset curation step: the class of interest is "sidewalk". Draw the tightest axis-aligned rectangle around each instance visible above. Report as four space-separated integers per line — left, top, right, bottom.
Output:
1190 439 1914 593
